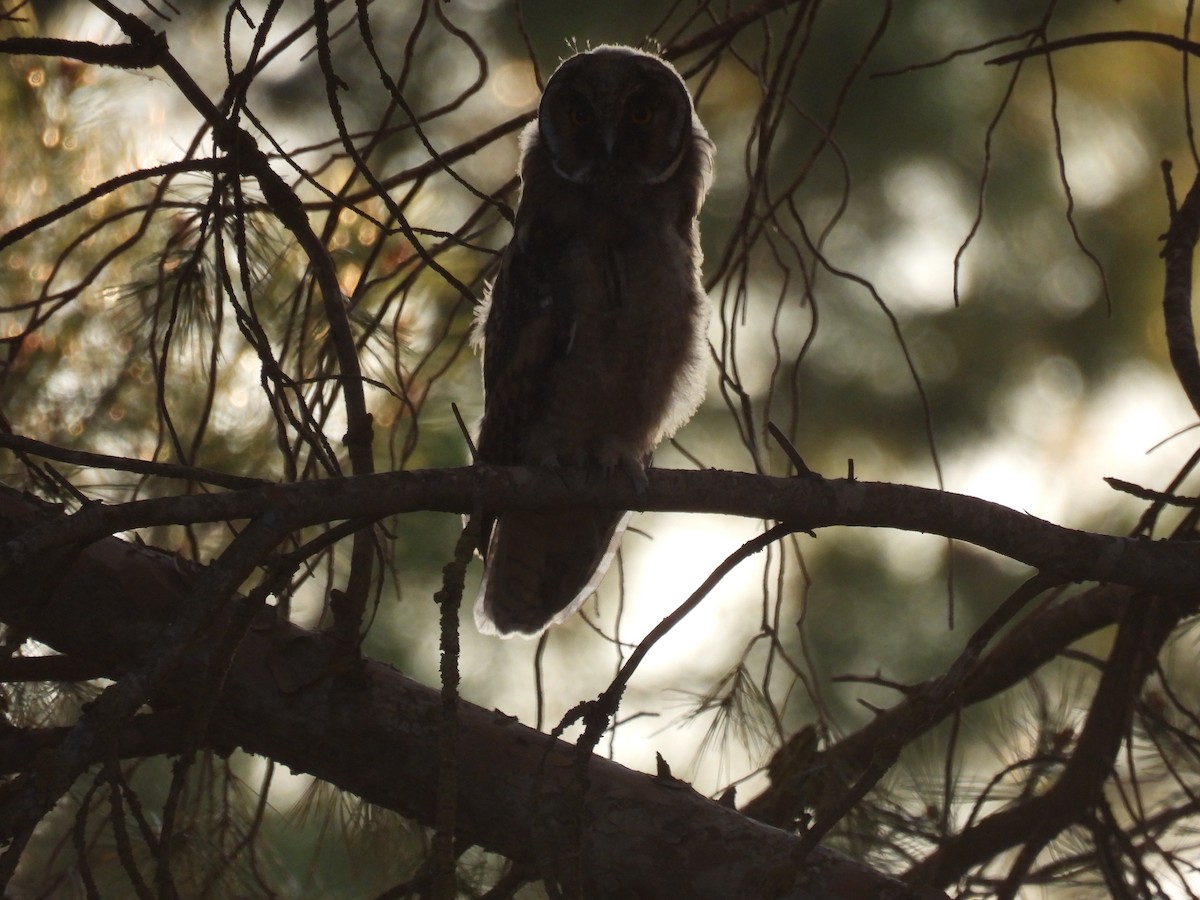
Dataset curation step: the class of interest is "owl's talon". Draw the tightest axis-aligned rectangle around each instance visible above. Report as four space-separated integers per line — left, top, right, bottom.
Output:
618 453 650 499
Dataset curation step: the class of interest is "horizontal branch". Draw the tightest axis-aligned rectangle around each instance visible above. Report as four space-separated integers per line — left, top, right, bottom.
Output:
0 712 188 775
0 34 167 68
2 466 1197 598
0 486 942 899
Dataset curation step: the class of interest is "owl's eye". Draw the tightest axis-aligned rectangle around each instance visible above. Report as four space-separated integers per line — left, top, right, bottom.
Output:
569 106 591 126
627 103 654 125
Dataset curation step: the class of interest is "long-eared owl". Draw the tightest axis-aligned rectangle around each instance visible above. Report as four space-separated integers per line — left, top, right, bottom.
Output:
473 45 714 636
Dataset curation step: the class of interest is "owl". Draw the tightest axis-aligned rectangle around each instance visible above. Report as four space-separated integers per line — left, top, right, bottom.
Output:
473 45 714 636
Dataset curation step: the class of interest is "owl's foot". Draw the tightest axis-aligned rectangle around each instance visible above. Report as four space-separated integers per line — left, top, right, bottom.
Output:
595 449 649 500
537 446 649 497
534 456 577 494
620 453 649 496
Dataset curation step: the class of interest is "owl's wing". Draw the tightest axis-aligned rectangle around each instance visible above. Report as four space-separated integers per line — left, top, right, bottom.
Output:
474 218 576 565
475 218 575 469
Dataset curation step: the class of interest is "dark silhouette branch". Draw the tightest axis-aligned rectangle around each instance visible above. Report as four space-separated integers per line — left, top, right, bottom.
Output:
906 594 1184 893
0 159 228 255
0 499 287 883
2 466 1197 598
0 432 267 491
0 456 1194 895
0 713 190 775
0 34 167 68
744 583 1138 829
0 654 112 683
987 30 1200 67
1161 168 1200 420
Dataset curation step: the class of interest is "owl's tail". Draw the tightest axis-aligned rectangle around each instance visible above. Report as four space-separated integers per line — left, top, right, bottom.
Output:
475 509 632 637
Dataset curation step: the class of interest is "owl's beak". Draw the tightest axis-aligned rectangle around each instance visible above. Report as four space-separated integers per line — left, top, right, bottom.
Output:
600 122 618 156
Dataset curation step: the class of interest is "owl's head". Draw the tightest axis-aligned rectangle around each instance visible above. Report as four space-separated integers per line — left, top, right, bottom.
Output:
533 45 710 189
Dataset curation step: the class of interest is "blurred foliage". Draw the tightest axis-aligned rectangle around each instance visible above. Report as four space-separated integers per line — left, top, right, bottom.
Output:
1 0 1199 896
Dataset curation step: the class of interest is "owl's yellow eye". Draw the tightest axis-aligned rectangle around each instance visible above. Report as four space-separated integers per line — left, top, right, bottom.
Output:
627 103 653 125
569 107 591 126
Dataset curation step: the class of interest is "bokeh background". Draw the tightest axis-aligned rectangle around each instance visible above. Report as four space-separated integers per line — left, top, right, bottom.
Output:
2 0 1198 895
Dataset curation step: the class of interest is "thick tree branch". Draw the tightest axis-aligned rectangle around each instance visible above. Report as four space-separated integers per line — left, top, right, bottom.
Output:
0 487 944 899
0 503 286 882
0 713 189 775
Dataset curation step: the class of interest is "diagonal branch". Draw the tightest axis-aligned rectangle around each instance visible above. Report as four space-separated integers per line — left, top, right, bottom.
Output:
744 582 1137 829
904 593 1184 893
0 159 228 255
0 487 946 900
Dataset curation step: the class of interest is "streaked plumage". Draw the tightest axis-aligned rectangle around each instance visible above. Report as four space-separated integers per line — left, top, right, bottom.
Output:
473 45 714 636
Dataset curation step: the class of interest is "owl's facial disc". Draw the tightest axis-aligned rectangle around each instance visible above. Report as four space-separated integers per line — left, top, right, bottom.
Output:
538 51 694 186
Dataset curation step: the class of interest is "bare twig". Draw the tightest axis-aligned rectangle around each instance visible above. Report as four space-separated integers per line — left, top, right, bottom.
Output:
1160 171 1200 418
988 30 1200 67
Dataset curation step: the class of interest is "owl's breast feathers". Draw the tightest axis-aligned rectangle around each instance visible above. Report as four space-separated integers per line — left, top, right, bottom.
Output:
478 189 707 471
